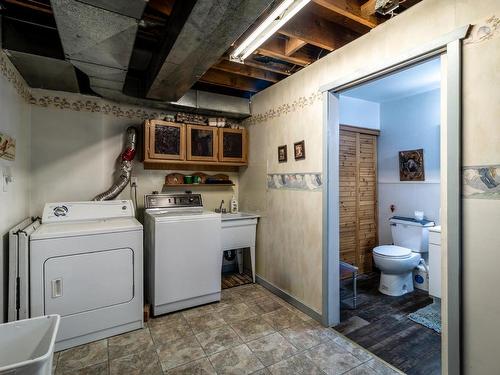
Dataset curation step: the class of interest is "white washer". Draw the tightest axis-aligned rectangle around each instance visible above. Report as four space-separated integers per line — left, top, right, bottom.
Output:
144 193 222 316
30 200 143 351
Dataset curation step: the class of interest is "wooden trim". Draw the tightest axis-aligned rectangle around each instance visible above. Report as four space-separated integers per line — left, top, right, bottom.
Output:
218 128 248 163
143 161 240 172
340 124 380 136
147 120 186 161
186 125 219 162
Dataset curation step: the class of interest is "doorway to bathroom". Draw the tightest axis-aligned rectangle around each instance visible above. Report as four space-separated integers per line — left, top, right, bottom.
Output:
334 57 442 375
321 27 468 375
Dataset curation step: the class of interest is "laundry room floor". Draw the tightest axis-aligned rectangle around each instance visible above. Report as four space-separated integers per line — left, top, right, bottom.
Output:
53 284 400 375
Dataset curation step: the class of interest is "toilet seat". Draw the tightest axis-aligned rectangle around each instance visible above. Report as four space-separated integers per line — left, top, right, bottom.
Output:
373 245 412 259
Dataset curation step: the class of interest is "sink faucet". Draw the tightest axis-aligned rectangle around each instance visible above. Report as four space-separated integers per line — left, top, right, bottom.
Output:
215 200 226 213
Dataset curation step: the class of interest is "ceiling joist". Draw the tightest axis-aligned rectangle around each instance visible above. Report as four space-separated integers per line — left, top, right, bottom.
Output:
213 60 285 83
241 57 293 76
257 38 314 66
278 10 356 51
199 69 269 93
312 0 379 28
285 37 307 56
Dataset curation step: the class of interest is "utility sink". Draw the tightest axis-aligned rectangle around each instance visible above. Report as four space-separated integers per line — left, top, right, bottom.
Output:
221 212 260 221
221 212 259 283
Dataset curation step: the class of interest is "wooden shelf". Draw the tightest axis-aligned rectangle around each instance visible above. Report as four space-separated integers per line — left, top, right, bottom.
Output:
162 184 235 188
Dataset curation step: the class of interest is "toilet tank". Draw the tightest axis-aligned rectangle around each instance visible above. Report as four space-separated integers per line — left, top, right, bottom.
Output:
390 216 435 253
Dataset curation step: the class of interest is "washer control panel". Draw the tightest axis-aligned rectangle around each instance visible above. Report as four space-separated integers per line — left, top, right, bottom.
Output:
145 193 202 209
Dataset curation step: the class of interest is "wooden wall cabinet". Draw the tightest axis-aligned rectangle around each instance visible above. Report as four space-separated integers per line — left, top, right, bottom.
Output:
143 120 248 170
187 125 219 162
339 125 379 275
146 120 185 160
219 128 247 163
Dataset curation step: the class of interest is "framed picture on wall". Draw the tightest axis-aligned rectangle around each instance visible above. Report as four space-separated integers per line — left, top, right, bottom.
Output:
399 149 425 181
278 145 287 163
294 140 305 160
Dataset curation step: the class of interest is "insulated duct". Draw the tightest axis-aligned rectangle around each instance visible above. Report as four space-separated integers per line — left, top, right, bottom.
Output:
93 126 137 201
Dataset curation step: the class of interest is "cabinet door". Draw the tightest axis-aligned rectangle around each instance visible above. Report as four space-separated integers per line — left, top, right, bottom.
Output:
148 120 185 160
219 128 247 163
187 125 218 162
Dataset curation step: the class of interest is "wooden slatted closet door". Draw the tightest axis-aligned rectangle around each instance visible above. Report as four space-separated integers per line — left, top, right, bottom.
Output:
339 126 378 274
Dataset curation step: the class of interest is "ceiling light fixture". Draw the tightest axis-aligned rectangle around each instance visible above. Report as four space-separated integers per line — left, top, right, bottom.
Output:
230 0 311 63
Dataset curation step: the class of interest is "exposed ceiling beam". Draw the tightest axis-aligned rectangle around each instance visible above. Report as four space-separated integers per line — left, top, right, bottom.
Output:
147 0 175 16
309 2 369 35
213 60 285 83
285 37 307 56
256 38 314 66
360 0 376 17
4 0 53 14
144 0 274 101
199 69 269 93
279 10 357 51
241 57 293 76
312 0 379 28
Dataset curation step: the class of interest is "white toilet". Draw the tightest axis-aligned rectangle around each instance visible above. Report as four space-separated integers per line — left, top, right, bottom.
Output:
373 216 435 296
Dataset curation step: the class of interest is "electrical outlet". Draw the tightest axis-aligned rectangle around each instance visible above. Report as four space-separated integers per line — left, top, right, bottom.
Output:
130 176 138 187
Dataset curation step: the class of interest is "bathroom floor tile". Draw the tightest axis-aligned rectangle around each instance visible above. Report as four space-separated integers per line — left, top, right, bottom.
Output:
208 344 264 375
156 335 206 371
57 340 108 373
167 357 217 374
109 348 162 375
218 302 258 323
279 321 323 350
182 304 216 319
331 335 373 362
261 307 305 330
244 297 284 315
150 316 194 345
247 332 299 366
57 361 108 375
108 328 154 360
343 363 379 375
267 353 325 375
196 325 243 355
185 311 227 334
230 316 275 342
304 341 362 375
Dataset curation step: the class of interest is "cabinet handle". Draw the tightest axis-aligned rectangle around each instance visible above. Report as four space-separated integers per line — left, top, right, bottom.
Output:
51 278 63 298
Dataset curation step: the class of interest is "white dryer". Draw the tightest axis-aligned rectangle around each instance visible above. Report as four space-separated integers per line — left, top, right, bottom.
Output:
144 193 222 316
30 200 143 351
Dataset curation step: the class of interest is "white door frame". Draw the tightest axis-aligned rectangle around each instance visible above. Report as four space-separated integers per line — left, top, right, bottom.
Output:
321 25 470 375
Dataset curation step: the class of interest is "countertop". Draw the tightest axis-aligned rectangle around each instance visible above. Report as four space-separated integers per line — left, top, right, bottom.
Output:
221 212 260 221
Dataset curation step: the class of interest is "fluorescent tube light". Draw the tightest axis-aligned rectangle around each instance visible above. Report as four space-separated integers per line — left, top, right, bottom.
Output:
230 0 311 63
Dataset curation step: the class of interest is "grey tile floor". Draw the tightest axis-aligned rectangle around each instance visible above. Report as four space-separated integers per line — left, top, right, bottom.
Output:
53 284 402 374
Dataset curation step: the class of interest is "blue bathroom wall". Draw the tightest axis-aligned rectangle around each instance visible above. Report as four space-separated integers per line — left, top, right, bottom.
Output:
339 95 380 130
378 89 441 244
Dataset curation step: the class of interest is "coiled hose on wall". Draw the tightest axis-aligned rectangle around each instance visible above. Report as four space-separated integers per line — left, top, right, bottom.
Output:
92 126 137 201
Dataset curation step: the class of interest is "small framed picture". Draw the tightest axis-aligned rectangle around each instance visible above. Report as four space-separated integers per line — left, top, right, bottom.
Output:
278 145 287 163
294 140 305 160
399 149 425 181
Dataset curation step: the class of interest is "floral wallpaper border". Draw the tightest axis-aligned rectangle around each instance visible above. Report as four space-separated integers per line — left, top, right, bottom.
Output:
267 173 323 191
244 91 322 126
463 165 500 200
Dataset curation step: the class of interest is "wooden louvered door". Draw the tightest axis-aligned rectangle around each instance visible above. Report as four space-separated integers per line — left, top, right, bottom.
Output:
339 125 379 274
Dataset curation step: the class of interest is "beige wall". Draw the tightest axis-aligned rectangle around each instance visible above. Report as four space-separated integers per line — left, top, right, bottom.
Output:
29 102 239 218
0 55 31 323
241 1 500 373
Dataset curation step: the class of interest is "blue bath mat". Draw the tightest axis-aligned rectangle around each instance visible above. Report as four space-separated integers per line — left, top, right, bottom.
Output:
408 302 441 334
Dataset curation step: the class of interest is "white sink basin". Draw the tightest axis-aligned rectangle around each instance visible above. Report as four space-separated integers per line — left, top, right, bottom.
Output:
221 212 260 221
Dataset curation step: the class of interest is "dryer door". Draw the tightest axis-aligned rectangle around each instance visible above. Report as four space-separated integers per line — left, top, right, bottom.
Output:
44 248 134 316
